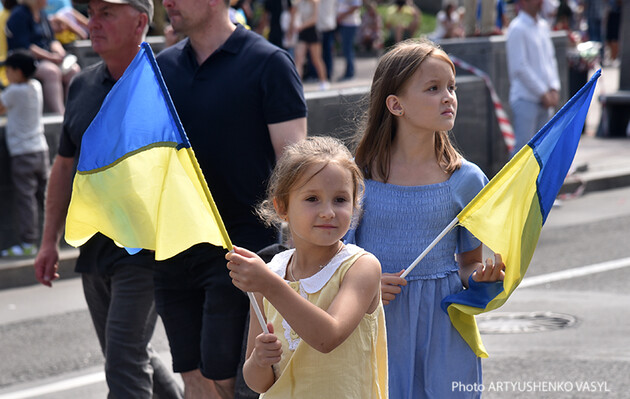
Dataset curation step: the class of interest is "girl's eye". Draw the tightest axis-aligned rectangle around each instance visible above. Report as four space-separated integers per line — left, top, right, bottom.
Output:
335 197 349 203
449 85 457 92
305 196 318 202
428 86 438 92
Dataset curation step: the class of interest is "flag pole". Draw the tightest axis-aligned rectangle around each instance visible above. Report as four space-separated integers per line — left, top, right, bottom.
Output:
186 150 270 334
400 218 458 279
143 44 270 335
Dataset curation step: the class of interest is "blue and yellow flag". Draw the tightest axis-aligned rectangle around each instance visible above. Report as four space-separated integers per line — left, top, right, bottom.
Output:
65 42 231 260
442 70 601 357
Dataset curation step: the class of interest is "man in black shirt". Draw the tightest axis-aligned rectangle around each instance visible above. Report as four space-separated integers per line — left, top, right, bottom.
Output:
155 0 307 396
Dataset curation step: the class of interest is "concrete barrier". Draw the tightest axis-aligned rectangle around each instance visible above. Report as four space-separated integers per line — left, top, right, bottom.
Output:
598 91 630 137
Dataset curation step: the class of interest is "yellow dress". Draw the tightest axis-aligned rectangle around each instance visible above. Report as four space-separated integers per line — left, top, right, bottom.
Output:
262 244 388 399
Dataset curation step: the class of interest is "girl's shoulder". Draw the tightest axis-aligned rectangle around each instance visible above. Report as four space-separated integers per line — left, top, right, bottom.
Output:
451 159 488 185
299 244 366 294
450 159 489 205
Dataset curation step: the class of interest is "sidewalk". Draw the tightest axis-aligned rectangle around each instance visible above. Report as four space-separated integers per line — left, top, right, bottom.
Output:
1 60 628 290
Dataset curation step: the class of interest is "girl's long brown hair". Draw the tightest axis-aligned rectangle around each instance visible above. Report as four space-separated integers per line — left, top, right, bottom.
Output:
353 38 462 182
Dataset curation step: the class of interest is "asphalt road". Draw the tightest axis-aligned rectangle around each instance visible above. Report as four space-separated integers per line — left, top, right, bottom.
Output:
1 186 629 398
480 186 630 398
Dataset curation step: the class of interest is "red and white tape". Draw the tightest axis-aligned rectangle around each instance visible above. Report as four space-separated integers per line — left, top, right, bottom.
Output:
449 55 515 154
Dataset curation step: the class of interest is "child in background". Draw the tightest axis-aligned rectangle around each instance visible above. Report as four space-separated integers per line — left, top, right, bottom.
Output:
0 50 48 256
346 39 505 398
226 136 388 398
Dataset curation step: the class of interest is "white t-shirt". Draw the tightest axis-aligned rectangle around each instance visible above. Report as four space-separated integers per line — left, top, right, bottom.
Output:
336 0 362 27
1 79 47 156
317 0 337 32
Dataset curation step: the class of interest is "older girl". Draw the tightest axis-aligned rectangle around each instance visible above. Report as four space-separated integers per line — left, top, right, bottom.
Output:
347 39 505 398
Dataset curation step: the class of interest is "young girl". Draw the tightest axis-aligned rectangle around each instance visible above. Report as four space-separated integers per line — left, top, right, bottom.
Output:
226 136 388 398
345 39 505 398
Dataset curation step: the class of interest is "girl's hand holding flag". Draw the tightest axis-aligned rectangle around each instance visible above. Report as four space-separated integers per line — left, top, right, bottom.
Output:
251 322 283 369
471 254 506 283
381 270 407 305
227 245 285 295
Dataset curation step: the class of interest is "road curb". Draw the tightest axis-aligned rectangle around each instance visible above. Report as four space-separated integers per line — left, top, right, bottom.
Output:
559 166 630 196
0 249 79 290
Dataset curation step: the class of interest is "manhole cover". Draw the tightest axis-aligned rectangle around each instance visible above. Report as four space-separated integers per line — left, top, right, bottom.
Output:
477 311 577 334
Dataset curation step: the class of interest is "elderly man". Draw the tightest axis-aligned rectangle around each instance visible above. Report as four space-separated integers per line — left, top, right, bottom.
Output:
34 0 183 397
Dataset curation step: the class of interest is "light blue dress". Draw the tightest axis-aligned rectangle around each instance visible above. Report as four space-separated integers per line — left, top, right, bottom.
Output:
345 160 488 399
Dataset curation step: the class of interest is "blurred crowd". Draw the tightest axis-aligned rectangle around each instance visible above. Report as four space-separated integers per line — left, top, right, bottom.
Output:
0 0 623 97
179 0 623 86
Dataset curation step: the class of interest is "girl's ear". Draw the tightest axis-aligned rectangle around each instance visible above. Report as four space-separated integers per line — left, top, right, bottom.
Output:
273 197 287 221
386 94 404 116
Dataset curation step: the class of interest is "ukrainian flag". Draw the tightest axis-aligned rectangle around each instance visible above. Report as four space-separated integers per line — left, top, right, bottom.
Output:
442 70 601 357
65 42 231 260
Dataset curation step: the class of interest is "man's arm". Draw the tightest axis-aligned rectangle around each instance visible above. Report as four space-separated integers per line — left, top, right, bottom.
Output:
34 155 75 286
268 117 307 160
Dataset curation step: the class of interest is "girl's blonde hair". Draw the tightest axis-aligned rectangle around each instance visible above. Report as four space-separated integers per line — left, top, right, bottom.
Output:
257 136 365 227
354 38 462 181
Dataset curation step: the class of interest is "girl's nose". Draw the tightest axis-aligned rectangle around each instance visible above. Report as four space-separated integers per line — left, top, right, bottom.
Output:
320 203 335 218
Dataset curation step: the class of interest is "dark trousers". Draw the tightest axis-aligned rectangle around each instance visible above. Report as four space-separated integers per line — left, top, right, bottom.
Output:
321 29 336 80
339 25 358 78
10 151 48 244
82 265 183 399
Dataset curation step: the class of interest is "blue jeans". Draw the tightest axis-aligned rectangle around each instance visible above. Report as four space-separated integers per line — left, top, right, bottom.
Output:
339 25 358 78
321 29 336 80
82 265 182 399
509 98 553 156
587 17 602 42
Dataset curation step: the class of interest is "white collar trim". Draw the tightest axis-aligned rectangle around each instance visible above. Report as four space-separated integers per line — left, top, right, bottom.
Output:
268 244 362 294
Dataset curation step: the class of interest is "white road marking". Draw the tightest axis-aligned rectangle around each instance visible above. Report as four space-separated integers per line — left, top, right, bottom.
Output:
0 372 104 399
520 256 630 288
